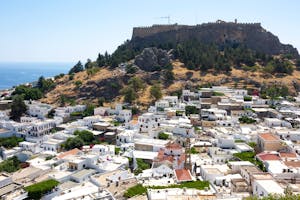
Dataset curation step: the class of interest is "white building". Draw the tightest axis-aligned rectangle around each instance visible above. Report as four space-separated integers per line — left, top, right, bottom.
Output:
252 179 284 197
138 113 161 133
117 109 132 123
26 101 52 119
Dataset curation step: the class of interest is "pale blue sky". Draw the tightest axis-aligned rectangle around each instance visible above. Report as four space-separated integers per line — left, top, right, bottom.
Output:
0 0 299 62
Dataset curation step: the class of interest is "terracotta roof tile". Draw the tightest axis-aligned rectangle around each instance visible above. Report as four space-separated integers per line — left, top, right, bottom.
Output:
259 133 279 141
284 161 300 168
257 153 281 161
57 148 80 159
174 169 192 182
165 142 182 150
280 152 297 158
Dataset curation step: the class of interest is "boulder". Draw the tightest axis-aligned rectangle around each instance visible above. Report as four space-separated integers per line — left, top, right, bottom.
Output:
134 47 170 71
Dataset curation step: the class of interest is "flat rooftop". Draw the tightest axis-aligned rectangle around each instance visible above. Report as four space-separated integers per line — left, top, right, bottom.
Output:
259 133 279 141
0 183 21 196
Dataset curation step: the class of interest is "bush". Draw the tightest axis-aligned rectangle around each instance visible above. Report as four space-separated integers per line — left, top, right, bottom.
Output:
74 80 82 88
25 179 59 200
115 147 121 155
126 64 138 74
150 84 162 100
134 158 151 175
63 137 84 150
122 86 137 103
69 73 74 80
158 132 169 140
124 184 147 198
233 152 265 171
0 136 24 148
185 105 198 115
54 73 64 80
0 156 20 173
244 96 252 101
239 116 256 124
13 85 43 100
148 180 210 190
74 130 95 144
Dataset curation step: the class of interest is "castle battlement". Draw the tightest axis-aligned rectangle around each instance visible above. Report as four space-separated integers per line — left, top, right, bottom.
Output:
132 21 261 39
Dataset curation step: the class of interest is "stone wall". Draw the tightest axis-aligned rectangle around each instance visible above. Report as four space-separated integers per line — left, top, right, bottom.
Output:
131 22 299 57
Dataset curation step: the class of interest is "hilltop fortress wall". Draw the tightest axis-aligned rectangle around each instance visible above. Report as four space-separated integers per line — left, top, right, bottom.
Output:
132 22 262 39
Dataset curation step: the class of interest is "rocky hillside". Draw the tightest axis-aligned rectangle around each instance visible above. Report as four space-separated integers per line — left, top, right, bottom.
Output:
41 22 300 107
131 22 299 57
42 59 300 108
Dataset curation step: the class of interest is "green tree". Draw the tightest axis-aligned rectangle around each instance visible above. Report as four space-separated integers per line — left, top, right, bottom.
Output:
185 105 198 115
162 69 175 84
150 84 162 100
0 156 20 173
74 130 95 144
64 137 84 150
84 58 93 69
122 86 137 103
13 85 43 100
128 77 145 92
10 95 27 121
69 61 84 74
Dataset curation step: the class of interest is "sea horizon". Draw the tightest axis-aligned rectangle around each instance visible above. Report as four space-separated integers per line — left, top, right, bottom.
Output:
0 61 75 90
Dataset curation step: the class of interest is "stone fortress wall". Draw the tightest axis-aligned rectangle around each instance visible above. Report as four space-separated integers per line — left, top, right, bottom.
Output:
132 20 261 39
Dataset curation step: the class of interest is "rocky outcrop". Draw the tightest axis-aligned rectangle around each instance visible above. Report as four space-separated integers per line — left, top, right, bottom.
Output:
134 47 170 71
131 22 299 58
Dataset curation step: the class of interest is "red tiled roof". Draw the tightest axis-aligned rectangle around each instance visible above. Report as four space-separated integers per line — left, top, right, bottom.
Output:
165 142 182 150
280 152 297 158
155 149 174 163
284 161 300 168
174 169 192 182
257 153 281 161
259 133 279 141
57 148 80 159
177 154 186 166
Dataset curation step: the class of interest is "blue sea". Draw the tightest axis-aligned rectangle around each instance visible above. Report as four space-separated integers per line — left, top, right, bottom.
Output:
0 62 74 90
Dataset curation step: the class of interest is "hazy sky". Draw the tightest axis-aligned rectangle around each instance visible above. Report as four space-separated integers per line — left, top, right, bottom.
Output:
0 0 299 62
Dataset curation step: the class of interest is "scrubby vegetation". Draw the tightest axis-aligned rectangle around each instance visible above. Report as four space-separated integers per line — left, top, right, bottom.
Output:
0 136 24 148
260 84 289 99
185 105 198 115
158 132 169 140
134 158 151 175
233 152 265 171
239 116 256 124
25 179 59 200
0 156 21 173
124 181 210 198
62 130 98 150
123 184 147 198
10 95 27 121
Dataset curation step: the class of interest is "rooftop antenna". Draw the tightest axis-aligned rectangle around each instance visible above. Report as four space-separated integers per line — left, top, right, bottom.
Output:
159 15 171 24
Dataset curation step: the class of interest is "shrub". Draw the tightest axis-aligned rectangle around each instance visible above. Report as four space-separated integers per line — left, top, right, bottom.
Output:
244 96 252 101
150 84 162 100
25 179 59 200
185 105 198 115
0 156 20 173
0 136 24 148
124 184 147 198
239 116 256 124
158 132 169 140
